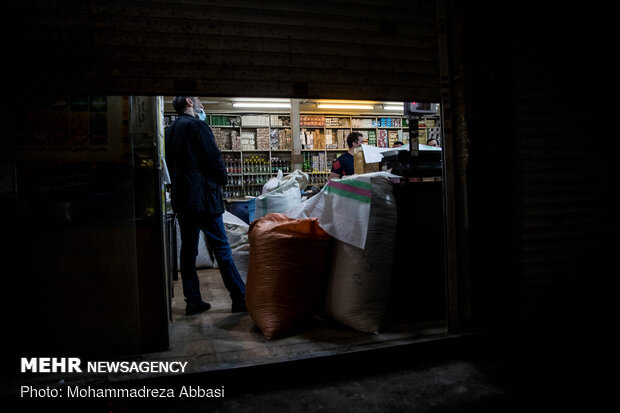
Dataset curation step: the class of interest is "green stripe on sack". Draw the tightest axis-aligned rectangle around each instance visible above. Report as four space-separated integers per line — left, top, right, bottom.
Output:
324 185 372 203
338 179 373 191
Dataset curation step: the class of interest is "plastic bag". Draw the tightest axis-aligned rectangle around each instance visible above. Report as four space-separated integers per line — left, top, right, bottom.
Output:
262 170 283 194
254 170 308 219
246 213 332 339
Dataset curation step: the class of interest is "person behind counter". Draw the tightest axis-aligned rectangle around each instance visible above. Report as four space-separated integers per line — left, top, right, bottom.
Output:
427 138 440 147
329 132 363 180
392 141 404 148
165 96 247 316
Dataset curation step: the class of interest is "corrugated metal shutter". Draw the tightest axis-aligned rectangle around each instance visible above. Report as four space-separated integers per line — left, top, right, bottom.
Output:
443 2 616 330
438 1 615 332
11 0 439 101
513 30 615 322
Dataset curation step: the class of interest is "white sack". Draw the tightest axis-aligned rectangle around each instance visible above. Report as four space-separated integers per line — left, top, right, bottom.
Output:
325 175 398 334
175 218 216 269
175 211 249 270
287 171 398 249
254 170 307 219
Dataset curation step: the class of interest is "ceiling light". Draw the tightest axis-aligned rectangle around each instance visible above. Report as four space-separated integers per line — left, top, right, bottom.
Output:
316 104 374 109
383 105 403 111
232 102 291 108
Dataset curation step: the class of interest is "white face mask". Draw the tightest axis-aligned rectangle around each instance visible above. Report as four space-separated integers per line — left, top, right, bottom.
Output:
196 108 206 122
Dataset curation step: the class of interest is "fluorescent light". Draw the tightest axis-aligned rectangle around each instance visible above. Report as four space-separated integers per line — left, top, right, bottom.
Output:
232 102 291 108
317 104 374 109
383 105 403 111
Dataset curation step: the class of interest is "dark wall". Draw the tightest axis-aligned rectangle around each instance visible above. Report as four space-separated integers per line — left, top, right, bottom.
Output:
442 1 616 334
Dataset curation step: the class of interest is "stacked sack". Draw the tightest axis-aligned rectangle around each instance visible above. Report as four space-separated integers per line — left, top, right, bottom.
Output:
246 213 332 340
254 170 308 219
324 175 397 334
245 173 397 339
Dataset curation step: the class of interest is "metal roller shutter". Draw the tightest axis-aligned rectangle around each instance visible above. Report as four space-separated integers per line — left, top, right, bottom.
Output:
11 0 440 101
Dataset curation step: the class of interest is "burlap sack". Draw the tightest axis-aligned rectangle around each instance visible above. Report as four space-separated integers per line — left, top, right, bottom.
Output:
246 213 331 339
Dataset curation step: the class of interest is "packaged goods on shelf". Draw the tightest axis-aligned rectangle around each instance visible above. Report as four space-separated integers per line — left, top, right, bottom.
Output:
212 115 240 126
351 118 376 128
402 131 409 144
379 117 401 127
241 131 256 150
377 129 388 148
388 130 399 147
313 130 325 149
279 129 292 150
270 115 290 127
338 130 347 149
256 128 270 150
325 117 350 127
270 158 291 174
300 115 325 127
367 130 377 146
326 129 347 149
231 130 241 150
270 129 279 149
300 128 324 150
325 130 333 146
212 127 233 150
241 114 269 126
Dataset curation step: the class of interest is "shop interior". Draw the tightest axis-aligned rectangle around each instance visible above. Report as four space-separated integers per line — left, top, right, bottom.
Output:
2 95 446 385
150 97 448 376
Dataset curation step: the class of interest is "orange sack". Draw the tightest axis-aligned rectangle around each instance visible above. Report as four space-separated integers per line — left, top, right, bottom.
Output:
246 213 332 339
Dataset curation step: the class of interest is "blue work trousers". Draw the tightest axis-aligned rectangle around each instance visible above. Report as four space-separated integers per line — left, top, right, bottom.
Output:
177 211 245 304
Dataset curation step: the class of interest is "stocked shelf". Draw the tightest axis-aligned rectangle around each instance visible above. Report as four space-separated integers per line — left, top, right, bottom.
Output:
300 115 410 149
164 110 441 196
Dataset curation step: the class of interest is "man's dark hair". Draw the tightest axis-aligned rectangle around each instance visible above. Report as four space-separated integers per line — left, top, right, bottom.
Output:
172 96 194 115
346 132 363 148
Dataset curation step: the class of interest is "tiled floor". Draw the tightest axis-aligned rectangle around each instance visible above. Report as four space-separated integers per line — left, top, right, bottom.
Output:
136 269 448 379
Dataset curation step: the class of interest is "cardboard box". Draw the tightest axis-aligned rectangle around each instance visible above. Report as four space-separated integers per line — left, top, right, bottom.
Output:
353 148 379 174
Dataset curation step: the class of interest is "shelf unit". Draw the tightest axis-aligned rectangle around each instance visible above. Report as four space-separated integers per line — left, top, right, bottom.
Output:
164 111 441 195
164 112 293 197
298 114 412 187
416 116 441 145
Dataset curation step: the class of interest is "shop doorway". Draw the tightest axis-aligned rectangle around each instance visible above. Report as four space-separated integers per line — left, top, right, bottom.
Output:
155 97 448 373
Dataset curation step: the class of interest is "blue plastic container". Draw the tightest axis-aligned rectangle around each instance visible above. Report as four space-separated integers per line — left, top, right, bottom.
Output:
226 198 255 224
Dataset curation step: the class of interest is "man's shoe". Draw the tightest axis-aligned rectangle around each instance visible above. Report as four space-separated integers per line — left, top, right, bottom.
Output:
231 301 247 313
185 301 211 316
